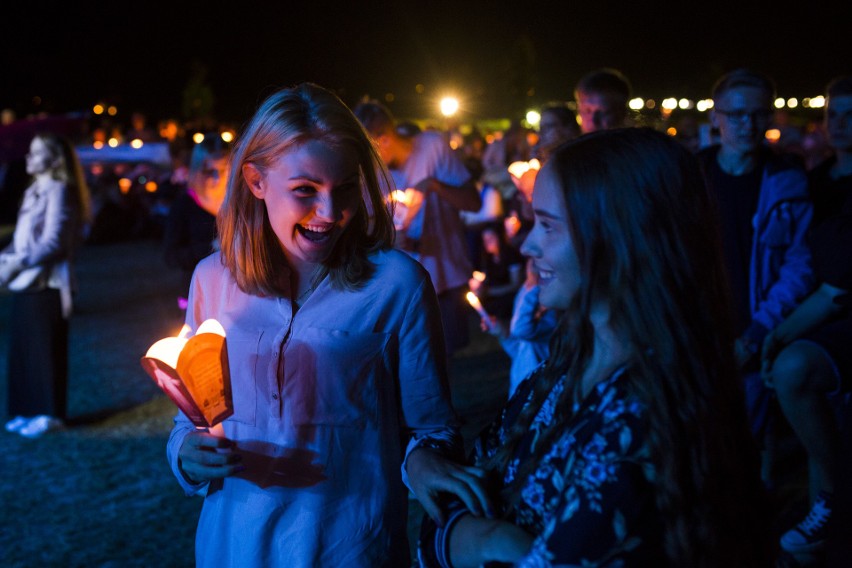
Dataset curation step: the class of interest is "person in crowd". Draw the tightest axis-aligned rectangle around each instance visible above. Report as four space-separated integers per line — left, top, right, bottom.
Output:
670 111 703 154
482 257 557 400
807 76 852 226
167 83 490 567
419 127 770 566
697 68 814 441
1 133 91 438
162 133 230 309
468 223 524 322
504 102 581 255
760 75 852 557
481 120 534 207
574 67 633 134
460 181 504 270
354 99 481 357
458 128 486 180
533 101 580 161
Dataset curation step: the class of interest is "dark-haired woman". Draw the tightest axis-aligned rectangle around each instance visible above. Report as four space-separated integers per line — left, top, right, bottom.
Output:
420 128 771 567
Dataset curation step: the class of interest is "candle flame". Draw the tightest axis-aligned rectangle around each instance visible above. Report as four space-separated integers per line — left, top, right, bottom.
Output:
146 320 225 368
472 271 486 282
465 291 483 310
392 190 409 207
507 159 541 179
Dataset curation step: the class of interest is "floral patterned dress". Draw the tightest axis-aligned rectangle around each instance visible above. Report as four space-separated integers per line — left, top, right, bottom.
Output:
419 367 667 567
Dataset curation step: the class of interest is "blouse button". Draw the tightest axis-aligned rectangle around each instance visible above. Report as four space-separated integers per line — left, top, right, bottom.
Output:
272 393 279 400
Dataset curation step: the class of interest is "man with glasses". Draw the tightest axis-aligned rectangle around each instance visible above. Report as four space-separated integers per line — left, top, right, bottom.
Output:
697 67 814 481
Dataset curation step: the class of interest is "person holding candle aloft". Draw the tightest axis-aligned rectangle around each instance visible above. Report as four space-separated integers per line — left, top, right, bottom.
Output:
419 128 771 566
167 83 491 567
354 100 481 358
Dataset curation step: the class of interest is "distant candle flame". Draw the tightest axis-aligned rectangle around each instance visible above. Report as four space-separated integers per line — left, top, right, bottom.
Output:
507 159 541 179
466 291 491 329
465 291 488 316
472 271 486 282
392 189 411 207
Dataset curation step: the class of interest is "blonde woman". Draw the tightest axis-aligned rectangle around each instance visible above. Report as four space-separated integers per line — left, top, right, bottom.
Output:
1 133 90 438
167 83 490 567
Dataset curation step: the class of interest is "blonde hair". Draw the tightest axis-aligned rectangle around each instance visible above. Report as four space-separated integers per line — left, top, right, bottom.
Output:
217 83 395 297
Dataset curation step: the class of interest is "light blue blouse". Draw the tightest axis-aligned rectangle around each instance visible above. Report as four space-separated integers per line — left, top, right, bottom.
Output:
167 248 460 567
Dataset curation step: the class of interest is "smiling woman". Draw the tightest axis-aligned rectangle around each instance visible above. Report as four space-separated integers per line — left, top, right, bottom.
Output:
165 83 492 567
419 128 773 567
241 139 361 288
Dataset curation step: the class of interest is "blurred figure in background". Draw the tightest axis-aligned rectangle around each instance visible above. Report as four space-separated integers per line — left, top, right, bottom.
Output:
533 101 580 161
485 257 557 400
1 133 91 438
574 67 632 134
761 75 852 559
355 100 480 357
468 223 523 323
162 133 230 309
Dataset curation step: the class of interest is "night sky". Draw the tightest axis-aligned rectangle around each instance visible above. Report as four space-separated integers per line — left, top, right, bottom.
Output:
3 1 851 125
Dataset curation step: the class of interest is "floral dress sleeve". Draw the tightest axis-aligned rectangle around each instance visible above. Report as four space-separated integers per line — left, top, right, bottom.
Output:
511 379 665 567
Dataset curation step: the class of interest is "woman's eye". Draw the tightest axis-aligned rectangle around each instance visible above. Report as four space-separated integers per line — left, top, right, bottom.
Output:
293 185 316 195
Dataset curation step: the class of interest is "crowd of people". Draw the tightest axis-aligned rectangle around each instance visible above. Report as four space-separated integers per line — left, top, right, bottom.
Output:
2 67 850 566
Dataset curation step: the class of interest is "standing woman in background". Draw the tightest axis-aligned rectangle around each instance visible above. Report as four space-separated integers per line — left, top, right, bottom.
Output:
0 133 91 438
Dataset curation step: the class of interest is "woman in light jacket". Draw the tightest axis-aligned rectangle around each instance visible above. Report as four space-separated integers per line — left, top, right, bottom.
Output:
1 133 90 438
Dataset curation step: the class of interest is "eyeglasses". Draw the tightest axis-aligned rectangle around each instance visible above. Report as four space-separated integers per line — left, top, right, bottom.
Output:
715 109 773 124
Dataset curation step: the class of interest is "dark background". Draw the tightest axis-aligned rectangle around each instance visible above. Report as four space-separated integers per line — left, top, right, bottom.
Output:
3 0 851 124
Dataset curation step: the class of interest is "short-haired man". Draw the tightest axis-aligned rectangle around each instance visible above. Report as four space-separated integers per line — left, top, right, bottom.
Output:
573 68 632 134
355 101 481 356
697 68 814 440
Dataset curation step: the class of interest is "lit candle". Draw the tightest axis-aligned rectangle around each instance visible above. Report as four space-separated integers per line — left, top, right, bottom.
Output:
465 291 491 329
391 190 409 206
472 271 486 283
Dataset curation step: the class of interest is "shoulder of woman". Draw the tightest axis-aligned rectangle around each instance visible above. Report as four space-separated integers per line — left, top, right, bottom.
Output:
369 248 432 287
193 252 230 284
42 178 67 192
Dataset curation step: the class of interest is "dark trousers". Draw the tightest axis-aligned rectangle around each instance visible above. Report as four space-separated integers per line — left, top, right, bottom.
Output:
8 288 68 419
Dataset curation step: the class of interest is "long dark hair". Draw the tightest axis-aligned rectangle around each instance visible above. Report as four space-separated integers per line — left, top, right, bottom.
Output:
486 128 768 566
